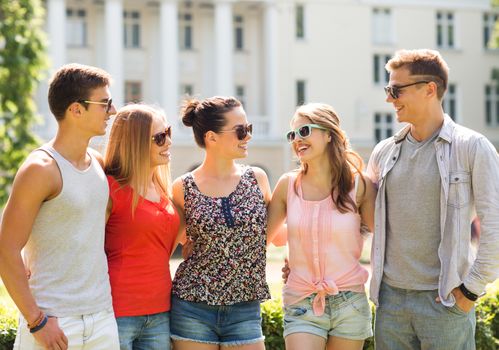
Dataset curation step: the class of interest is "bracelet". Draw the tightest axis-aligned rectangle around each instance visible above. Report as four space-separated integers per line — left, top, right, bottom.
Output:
29 314 48 334
459 283 478 302
27 311 44 329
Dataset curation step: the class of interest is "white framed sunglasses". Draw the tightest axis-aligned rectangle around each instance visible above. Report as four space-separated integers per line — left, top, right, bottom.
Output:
286 124 328 143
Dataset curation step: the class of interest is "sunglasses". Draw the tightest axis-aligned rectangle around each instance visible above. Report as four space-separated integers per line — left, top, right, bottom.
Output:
151 126 172 146
286 124 328 143
384 81 429 99
78 98 113 113
218 123 253 141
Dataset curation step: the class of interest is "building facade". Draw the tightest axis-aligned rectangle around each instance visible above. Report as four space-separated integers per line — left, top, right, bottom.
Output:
37 0 499 183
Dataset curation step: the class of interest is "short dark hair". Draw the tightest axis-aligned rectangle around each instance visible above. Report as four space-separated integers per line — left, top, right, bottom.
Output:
180 96 242 148
48 63 111 120
385 49 449 100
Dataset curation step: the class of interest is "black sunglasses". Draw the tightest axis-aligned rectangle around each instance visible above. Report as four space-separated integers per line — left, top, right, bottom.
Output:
218 123 253 141
384 81 430 99
78 98 113 113
286 124 328 143
151 126 172 146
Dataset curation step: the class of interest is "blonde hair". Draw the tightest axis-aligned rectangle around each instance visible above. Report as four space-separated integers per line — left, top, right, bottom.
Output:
292 103 365 213
104 104 172 214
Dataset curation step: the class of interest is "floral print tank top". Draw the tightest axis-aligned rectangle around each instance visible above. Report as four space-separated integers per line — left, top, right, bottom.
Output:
172 166 270 305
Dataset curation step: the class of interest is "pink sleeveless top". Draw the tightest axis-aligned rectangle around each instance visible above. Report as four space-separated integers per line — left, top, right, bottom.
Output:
283 172 369 316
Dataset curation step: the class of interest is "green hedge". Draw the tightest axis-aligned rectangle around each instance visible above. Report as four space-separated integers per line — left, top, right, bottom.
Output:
0 292 498 350
260 290 499 350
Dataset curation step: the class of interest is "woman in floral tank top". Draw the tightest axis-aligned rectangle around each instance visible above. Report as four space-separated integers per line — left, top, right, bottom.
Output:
170 96 272 350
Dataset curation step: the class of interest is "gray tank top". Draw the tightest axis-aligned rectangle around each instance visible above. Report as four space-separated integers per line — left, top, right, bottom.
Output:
24 145 112 317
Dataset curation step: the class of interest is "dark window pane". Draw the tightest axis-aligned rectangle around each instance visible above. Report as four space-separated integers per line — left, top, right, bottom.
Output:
486 100 491 125
450 100 456 119
375 113 380 123
386 128 393 138
373 55 379 83
437 25 443 47
185 26 192 49
375 129 381 143
448 25 454 47
386 114 392 123
296 80 305 106
296 5 304 39
133 24 140 47
235 27 243 50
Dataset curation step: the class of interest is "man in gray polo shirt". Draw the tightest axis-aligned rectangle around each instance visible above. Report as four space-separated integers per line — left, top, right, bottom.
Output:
367 49 499 349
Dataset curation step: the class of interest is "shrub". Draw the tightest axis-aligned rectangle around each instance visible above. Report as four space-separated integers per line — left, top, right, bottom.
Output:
0 304 17 350
261 298 284 350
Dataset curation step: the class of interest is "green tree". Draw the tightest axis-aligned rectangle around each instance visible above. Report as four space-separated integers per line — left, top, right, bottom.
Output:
0 0 47 205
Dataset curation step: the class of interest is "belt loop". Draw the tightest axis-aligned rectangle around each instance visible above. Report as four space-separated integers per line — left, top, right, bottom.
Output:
341 291 348 302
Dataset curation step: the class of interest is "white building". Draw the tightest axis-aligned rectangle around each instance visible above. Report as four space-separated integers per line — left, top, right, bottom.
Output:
37 0 499 183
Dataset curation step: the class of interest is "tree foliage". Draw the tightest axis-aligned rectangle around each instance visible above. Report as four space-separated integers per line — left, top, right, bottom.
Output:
0 0 47 205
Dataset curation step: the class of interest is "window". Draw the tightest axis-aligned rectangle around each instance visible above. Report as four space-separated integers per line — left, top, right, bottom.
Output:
485 84 499 127
374 113 393 143
372 8 392 45
181 84 194 96
373 54 390 85
483 13 499 49
436 11 455 49
124 11 141 48
125 81 142 103
66 8 87 47
235 85 245 106
296 4 305 39
234 16 244 51
442 84 457 120
179 13 193 50
296 80 306 106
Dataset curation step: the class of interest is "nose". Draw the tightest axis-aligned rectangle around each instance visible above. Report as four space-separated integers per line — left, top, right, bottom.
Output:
385 93 394 103
165 135 172 146
108 103 117 115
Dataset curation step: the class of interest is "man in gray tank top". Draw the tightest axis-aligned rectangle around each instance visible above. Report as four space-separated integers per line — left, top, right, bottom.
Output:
368 49 499 349
0 64 119 349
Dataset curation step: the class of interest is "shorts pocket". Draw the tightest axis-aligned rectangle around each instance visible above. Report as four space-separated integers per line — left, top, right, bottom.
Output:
349 295 372 319
284 306 308 317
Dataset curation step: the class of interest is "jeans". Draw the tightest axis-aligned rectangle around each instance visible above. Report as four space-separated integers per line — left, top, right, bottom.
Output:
14 308 119 349
170 295 264 346
116 312 170 350
375 282 476 350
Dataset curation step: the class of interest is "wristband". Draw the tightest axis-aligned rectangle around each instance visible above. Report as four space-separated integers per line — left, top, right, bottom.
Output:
459 283 478 302
29 314 48 334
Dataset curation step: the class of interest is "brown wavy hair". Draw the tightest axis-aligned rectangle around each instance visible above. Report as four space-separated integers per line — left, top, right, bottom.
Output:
292 103 365 213
104 104 171 214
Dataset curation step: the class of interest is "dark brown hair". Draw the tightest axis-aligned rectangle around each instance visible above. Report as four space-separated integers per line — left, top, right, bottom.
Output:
181 96 242 148
385 49 449 100
48 63 111 120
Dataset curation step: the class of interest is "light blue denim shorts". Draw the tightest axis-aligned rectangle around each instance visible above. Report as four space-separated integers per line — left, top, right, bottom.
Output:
116 311 170 350
170 295 264 346
283 291 373 340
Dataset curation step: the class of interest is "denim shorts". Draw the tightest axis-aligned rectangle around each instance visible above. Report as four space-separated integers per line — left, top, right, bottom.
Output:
283 291 373 340
116 311 170 350
170 295 264 346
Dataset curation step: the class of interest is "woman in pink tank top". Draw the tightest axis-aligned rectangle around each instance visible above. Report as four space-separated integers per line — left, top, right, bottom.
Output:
268 103 376 350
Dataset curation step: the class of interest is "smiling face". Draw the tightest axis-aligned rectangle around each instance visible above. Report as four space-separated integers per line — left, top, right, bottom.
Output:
149 114 172 168
290 116 330 162
216 106 251 159
385 67 430 125
78 85 117 136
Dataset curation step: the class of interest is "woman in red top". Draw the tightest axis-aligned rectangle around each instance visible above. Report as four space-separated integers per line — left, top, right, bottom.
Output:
104 104 182 349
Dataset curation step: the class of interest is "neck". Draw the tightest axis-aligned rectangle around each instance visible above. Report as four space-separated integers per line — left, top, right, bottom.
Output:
51 124 92 163
200 150 239 178
303 155 333 187
409 104 445 142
